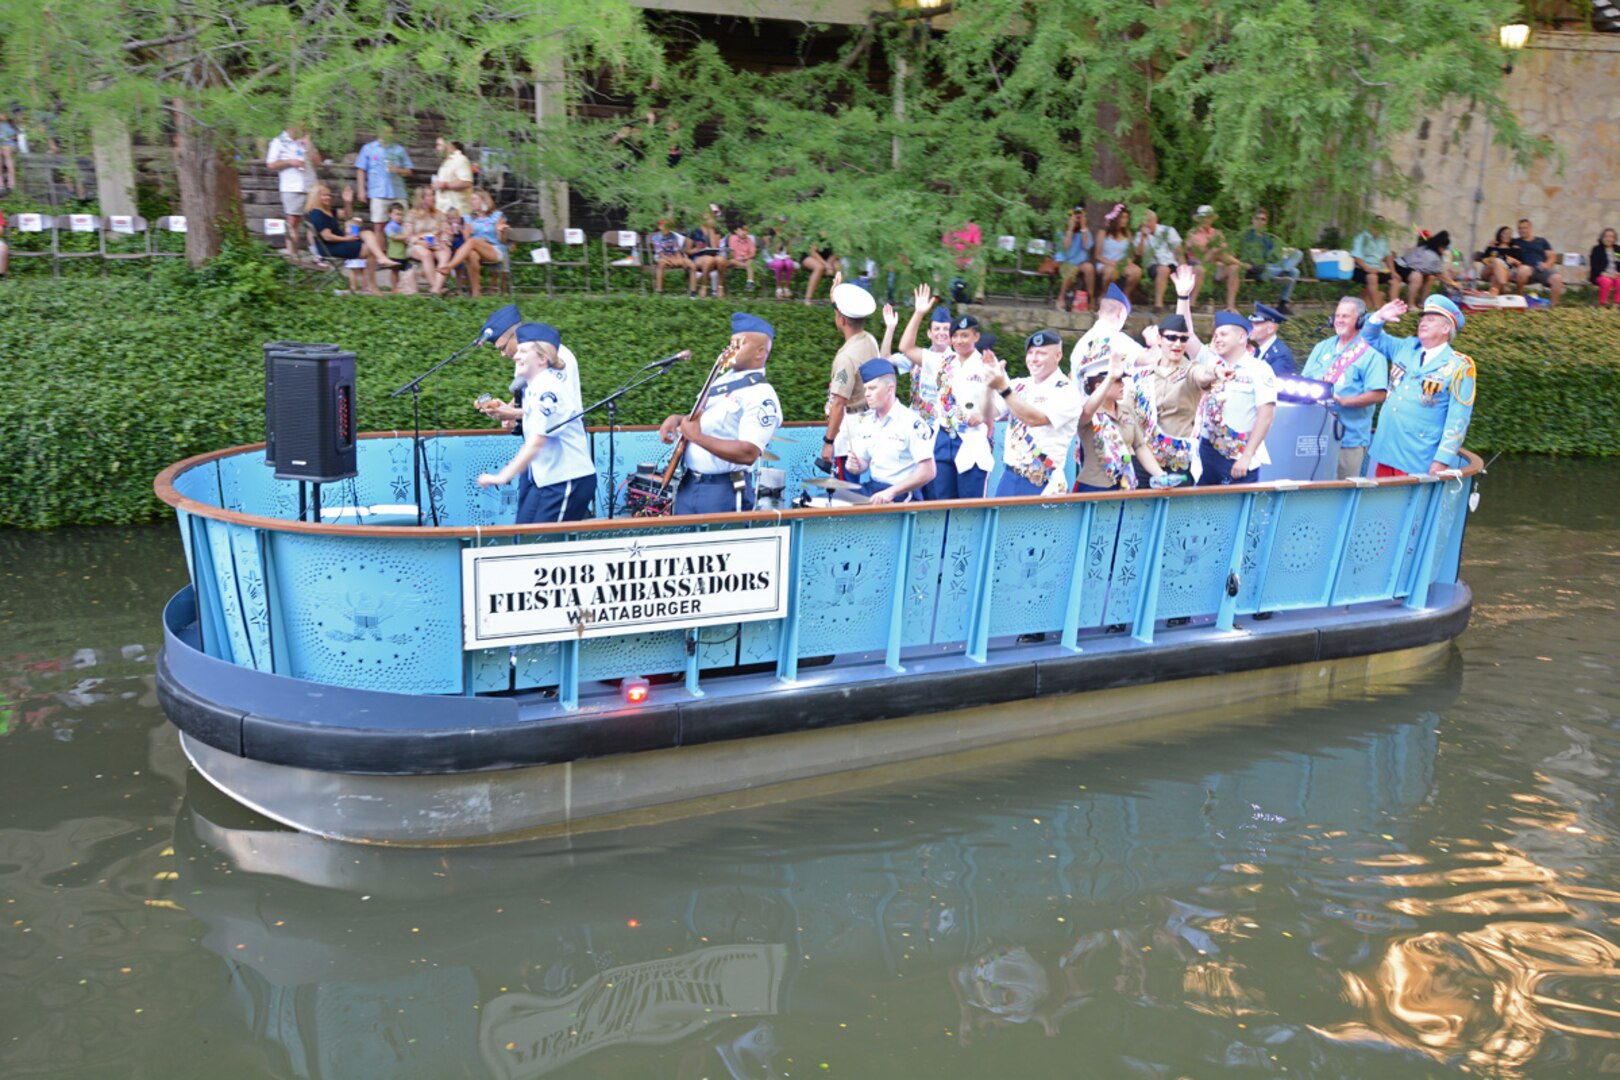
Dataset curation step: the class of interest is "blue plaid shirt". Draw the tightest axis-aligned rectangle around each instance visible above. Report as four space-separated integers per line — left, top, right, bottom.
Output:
354 140 413 201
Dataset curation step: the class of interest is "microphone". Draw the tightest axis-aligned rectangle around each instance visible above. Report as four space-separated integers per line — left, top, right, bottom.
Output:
655 350 692 367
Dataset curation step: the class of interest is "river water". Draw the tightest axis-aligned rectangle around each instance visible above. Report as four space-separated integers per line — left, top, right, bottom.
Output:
2 457 1617 1080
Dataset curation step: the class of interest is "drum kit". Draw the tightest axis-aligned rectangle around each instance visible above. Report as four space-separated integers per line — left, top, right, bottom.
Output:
799 476 869 506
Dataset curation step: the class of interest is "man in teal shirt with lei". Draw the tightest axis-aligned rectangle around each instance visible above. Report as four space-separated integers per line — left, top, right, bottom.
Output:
1302 296 1389 479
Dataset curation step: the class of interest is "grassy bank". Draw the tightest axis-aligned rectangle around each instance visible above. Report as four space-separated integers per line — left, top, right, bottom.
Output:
4 274 1618 528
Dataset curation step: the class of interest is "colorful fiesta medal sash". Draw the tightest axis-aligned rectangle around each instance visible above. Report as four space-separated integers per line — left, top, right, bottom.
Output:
1009 412 1062 488
1134 376 1194 473
1322 337 1372 386
1091 409 1139 490
1199 383 1248 460
911 349 947 422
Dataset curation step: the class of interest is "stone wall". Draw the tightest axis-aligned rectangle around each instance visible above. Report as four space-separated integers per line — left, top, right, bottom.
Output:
1377 31 1620 268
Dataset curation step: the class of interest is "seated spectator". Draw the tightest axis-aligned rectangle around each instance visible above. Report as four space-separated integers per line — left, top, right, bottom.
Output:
1186 205 1240 311
764 224 796 298
1350 220 1397 307
304 182 399 295
440 188 508 299
1476 225 1517 295
1133 210 1184 313
686 207 728 298
404 187 445 294
727 222 758 292
1051 205 1096 312
1237 208 1301 315
1510 217 1564 305
801 229 840 304
648 219 689 294
1392 229 1456 306
1592 227 1620 308
1093 205 1142 303
381 201 417 293
943 220 985 303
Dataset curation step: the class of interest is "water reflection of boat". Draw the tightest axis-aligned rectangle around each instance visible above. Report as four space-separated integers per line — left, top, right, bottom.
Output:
155 431 1480 843
175 670 1508 1078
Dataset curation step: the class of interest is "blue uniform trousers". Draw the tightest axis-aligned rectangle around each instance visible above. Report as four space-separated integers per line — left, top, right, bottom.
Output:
924 429 988 501
673 472 754 515
1196 443 1261 486
995 472 1043 498
517 474 597 524
859 479 915 503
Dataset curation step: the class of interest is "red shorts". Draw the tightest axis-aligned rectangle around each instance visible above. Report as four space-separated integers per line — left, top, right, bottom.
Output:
1375 463 1407 478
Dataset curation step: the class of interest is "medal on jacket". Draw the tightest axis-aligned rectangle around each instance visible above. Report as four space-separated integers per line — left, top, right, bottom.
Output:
1421 358 1455 406
1389 362 1407 390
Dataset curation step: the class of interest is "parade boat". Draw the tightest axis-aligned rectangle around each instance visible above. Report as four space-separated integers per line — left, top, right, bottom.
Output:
153 421 1479 844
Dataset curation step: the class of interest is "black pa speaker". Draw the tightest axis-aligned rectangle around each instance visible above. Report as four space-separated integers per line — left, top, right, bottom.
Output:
270 349 358 483
262 341 339 467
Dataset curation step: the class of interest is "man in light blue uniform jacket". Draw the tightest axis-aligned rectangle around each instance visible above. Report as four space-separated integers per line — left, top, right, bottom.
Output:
1301 296 1388 479
1360 295 1476 477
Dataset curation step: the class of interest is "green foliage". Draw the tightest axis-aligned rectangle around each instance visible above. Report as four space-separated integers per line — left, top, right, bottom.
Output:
4 278 1616 530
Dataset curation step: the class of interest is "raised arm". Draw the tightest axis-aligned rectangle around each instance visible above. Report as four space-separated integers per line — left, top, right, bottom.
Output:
1172 264 1204 362
896 283 933 364
1361 299 1409 351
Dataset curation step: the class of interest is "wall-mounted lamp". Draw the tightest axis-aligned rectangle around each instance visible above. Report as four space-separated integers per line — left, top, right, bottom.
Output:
1499 23 1530 73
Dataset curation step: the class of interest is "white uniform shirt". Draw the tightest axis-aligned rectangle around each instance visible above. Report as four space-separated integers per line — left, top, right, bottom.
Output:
522 345 595 486
685 368 781 476
1200 354 1278 466
851 403 936 487
266 131 311 194
1068 326 1148 378
938 350 992 433
992 372 1084 488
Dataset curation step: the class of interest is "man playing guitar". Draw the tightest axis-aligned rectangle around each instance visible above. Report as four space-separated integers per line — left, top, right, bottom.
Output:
658 313 781 515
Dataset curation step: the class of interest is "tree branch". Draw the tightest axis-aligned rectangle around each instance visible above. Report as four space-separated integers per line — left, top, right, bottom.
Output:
123 29 202 52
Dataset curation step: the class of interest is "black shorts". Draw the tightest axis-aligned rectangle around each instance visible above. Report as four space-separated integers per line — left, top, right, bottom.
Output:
692 247 721 259
1392 260 1425 284
1526 266 1559 286
1351 265 1392 285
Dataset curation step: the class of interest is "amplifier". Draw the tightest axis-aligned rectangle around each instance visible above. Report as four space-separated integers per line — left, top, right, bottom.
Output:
262 341 339 467
270 349 358 483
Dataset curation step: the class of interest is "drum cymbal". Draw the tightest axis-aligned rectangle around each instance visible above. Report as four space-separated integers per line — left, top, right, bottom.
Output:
801 476 862 492
759 450 780 462
830 489 871 505
768 433 796 443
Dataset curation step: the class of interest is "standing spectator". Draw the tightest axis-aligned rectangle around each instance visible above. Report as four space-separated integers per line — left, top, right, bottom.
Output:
354 124 414 243
1509 218 1565 305
431 137 473 217
1392 229 1456 307
1134 210 1185 313
1052 205 1096 312
266 123 322 253
1350 220 1397 307
1591 228 1620 308
1476 226 1517 295
943 220 985 304
1093 205 1141 303
764 224 796 298
728 222 758 292
441 188 507 299
0 111 17 193
1237 208 1301 315
649 219 690 295
1186 205 1241 311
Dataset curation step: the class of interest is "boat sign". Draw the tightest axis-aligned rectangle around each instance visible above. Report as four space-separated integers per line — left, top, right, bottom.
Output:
461 527 792 648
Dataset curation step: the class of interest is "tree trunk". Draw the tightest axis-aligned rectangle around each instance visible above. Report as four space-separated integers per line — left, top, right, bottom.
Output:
533 56 570 236
171 98 243 265
90 115 138 218
1091 98 1159 213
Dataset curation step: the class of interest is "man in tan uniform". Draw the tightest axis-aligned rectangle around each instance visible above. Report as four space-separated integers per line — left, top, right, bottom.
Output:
818 280 880 478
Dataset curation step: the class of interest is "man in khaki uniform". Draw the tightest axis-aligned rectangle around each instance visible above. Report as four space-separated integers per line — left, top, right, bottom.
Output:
818 280 880 478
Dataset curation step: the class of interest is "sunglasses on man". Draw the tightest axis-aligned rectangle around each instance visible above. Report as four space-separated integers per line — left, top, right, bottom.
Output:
1161 332 1190 343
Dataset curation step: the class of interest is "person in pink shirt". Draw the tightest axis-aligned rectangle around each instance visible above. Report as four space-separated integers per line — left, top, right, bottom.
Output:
944 221 985 303
728 223 758 292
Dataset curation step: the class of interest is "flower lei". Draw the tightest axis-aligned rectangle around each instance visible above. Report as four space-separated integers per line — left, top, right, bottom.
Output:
1134 377 1194 473
1091 409 1139 490
1199 381 1248 460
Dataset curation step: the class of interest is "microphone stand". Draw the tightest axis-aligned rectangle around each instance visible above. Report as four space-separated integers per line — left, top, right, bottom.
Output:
390 337 485 526
544 352 689 520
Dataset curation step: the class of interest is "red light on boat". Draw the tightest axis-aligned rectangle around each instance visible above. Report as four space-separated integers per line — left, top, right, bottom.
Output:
622 677 650 705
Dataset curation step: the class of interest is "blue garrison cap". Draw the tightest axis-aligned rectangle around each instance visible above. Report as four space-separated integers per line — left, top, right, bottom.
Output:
481 303 522 342
1250 302 1287 325
1104 283 1131 314
929 304 953 325
1422 294 1465 334
952 314 980 332
732 311 775 339
1026 329 1064 350
859 358 898 383
978 332 998 353
1213 311 1251 335
516 322 561 348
